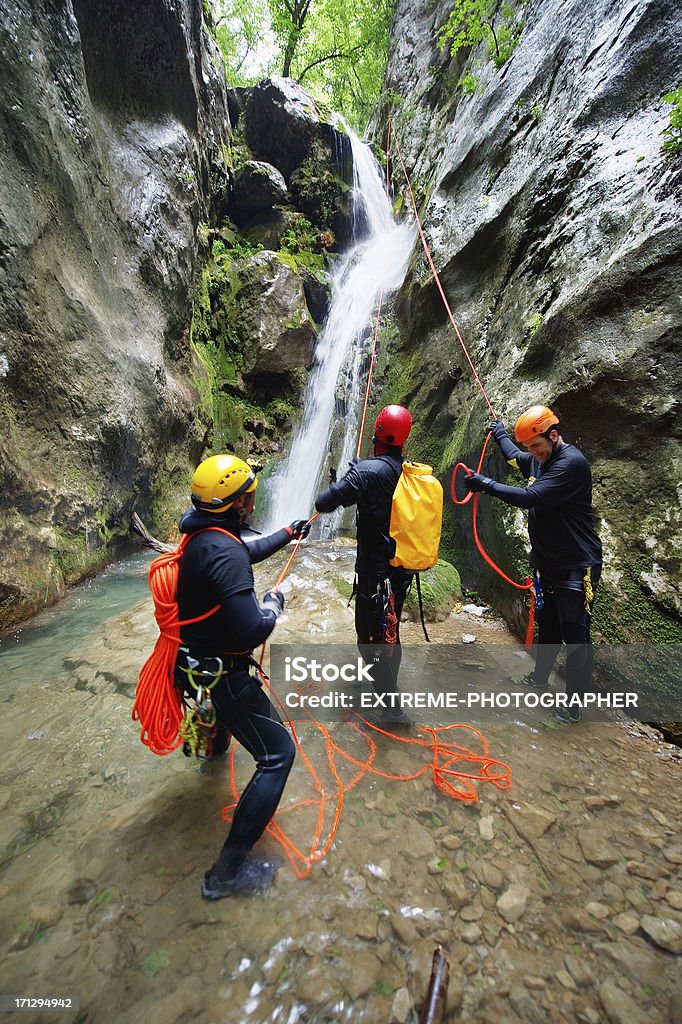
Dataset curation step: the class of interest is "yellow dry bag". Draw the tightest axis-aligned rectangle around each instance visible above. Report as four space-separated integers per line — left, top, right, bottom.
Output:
389 461 443 571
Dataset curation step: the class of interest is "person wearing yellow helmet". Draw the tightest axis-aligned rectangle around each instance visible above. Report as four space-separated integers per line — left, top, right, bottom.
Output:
176 453 310 899
464 406 602 726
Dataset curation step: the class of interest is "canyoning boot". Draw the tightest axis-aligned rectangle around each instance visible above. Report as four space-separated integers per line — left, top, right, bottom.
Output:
509 672 550 690
201 854 283 900
365 708 412 731
542 707 582 729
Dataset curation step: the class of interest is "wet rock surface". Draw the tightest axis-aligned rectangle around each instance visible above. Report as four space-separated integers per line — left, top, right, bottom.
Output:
377 0 682 641
0 540 680 1022
0 0 231 625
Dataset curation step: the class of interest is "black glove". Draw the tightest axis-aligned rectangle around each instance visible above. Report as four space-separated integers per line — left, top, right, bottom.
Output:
262 589 285 614
289 520 311 540
465 472 494 494
488 419 507 443
348 456 360 467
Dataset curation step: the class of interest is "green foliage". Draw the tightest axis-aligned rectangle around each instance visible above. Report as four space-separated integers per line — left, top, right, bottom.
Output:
459 72 479 95
211 0 277 86
439 0 527 71
526 311 544 336
208 0 394 130
278 216 326 273
662 87 682 158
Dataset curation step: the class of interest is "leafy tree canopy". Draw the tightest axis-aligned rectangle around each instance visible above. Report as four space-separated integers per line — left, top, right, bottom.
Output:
208 0 394 130
439 0 527 70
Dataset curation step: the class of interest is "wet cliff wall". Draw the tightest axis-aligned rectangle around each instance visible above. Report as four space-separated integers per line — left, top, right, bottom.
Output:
376 0 682 640
0 0 230 626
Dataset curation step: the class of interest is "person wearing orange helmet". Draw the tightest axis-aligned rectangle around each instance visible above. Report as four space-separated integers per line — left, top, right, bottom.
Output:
314 405 415 727
464 406 602 725
176 454 311 898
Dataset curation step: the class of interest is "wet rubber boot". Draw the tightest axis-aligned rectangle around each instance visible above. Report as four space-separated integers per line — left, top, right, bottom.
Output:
201 853 282 900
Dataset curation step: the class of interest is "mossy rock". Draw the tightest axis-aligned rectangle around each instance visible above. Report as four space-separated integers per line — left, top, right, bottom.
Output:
404 559 462 623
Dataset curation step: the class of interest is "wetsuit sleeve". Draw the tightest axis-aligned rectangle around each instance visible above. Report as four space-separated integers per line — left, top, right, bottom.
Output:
492 427 527 465
484 480 543 509
245 527 293 563
222 588 279 647
315 469 360 512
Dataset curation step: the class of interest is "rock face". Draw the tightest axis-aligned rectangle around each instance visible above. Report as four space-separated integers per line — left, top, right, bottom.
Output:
376 0 682 640
245 78 353 245
236 253 316 373
0 0 230 625
228 161 288 225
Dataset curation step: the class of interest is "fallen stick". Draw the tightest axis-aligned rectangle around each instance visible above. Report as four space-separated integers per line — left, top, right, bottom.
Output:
130 512 175 554
419 946 450 1024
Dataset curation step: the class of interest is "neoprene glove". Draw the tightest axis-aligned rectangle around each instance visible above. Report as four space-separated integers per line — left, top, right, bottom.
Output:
289 520 311 540
488 419 508 443
465 472 494 494
262 589 285 614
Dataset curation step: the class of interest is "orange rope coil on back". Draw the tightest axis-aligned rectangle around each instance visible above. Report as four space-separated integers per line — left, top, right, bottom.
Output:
132 529 235 755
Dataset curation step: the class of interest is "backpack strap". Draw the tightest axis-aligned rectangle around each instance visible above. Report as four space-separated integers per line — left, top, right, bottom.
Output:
175 527 241 627
416 573 431 643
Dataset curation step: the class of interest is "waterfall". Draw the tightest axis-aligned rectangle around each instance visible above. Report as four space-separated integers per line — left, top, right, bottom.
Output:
264 130 415 532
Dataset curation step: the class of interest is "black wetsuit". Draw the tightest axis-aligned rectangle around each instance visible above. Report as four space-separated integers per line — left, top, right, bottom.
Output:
489 429 603 699
176 508 295 880
315 452 413 701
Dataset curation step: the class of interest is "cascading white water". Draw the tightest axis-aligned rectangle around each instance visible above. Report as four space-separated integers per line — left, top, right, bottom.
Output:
264 130 415 531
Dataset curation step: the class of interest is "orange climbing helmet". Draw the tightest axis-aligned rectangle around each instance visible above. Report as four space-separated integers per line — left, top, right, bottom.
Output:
191 454 257 513
374 405 412 447
514 405 559 444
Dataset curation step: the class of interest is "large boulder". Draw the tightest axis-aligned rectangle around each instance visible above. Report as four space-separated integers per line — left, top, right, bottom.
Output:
245 77 330 177
243 77 353 242
237 252 316 374
228 160 288 225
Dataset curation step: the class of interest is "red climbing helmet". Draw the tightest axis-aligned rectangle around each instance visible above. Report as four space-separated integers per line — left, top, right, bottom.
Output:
374 405 412 447
514 405 559 444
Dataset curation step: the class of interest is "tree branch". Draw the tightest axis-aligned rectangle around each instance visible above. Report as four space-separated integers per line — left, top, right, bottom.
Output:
297 43 364 82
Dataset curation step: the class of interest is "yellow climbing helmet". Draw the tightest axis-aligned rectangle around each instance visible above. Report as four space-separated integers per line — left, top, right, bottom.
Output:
191 454 257 513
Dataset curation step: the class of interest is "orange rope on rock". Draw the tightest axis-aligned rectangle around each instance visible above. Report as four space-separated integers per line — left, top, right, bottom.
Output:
222 695 513 878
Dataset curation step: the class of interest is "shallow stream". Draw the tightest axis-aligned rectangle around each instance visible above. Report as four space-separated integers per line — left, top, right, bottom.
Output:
1 540 680 1024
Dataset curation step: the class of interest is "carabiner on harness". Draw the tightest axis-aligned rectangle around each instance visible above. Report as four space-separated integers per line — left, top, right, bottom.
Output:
177 648 225 759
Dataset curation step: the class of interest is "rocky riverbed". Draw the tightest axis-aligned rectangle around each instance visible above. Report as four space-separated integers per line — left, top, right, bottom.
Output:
0 540 680 1023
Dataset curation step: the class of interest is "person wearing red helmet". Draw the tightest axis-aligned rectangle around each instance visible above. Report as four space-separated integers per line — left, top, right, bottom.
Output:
314 405 414 726
464 406 602 725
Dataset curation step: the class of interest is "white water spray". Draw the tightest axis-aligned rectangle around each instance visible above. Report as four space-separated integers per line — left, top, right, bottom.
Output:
264 130 415 531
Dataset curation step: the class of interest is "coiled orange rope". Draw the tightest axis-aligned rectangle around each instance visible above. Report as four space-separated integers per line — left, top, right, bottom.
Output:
132 528 236 755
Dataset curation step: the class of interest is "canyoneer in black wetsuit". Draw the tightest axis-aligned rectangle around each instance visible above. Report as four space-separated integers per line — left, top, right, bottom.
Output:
175 453 310 899
464 405 603 725
315 405 415 727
